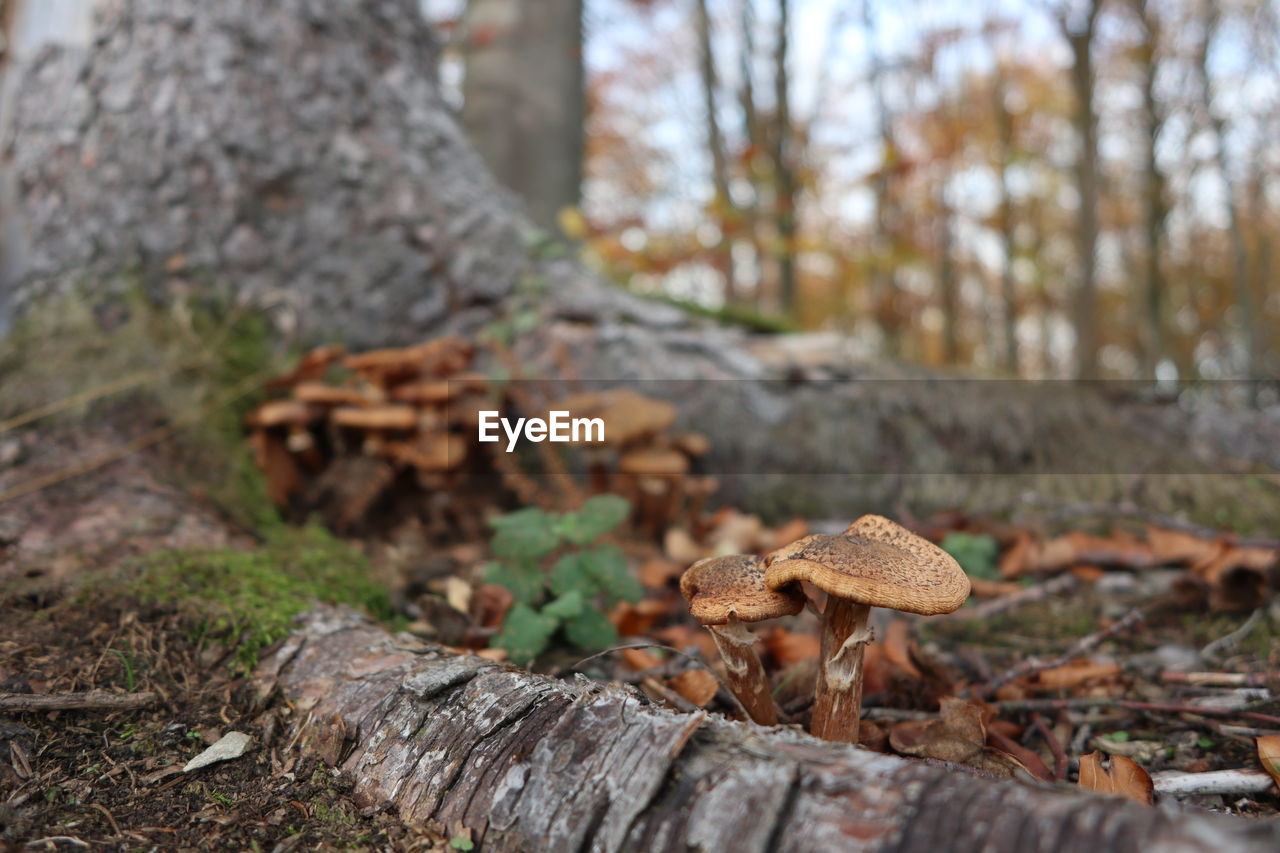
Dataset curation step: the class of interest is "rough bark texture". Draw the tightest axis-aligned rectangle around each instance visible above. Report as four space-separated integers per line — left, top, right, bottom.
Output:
259 606 1280 852
5 0 1280 523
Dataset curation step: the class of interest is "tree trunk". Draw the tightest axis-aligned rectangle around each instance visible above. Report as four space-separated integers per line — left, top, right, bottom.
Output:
1196 1 1257 382
771 0 797 316
695 0 737 305
256 606 1280 852
461 0 585 233
993 65 1020 376
1133 0 1168 381
1064 2 1102 380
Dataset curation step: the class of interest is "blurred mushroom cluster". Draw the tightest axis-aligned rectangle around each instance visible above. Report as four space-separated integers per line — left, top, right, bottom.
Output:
244 337 502 536
545 388 719 540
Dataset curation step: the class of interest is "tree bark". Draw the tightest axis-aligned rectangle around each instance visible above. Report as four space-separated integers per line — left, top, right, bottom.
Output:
461 0 585 233
770 0 797 315
256 606 1280 852
992 64 1020 376
1063 1 1102 380
1132 0 1168 381
694 0 738 305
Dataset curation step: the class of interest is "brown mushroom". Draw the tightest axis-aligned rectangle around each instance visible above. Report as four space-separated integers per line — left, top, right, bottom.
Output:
267 343 346 391
680 555 805 725
331 405 418 454
244 400 316 502
292 382 373 407
764 515 970 743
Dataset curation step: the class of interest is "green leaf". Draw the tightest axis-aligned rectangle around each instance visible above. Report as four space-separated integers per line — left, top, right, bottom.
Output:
1102 731 1130 743
484 559 544 606
542 590 585 621
490 507 560 559
493 604 557 666
450 838 475 851
549 552 593 598
580 545 643 605
558 495 631 545
1197 737 1215 749
563 607 619 651
940 532 1000 580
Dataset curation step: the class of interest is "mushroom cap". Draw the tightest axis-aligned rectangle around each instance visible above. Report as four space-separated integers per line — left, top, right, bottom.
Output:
680 554 805 625
764 515 970 616
618 447 689 477
548 388 676 446
390 380 453 405
246 400 312 428
293 383 372 406
384 433 466 471
331 405 418 430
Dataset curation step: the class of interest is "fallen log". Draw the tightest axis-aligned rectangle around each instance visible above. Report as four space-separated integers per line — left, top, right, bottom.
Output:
257 607 1280 852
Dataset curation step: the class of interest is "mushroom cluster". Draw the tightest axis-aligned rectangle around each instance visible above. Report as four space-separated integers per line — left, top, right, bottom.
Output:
547 388 717 539
244 337 500 533
680 514 970 741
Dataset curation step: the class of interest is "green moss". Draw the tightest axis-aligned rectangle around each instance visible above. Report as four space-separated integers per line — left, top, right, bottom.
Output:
129 524 399 673
0 288 288 534
641 293 797 333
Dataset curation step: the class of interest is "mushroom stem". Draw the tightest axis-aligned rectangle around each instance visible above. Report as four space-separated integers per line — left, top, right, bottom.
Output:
706 617 779 726
811 599 872 743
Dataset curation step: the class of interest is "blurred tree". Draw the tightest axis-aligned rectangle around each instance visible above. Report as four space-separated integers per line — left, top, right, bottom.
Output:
461 0 585 232
1057 0 1102 380
1129 0 1169 380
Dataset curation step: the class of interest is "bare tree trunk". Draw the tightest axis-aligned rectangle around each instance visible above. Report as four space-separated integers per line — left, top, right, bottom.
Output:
862 0 902 357
1196 0 1257 381
771 0 797 315
1133 0 1168 380
936 182 959 365
737 0 764 310
1063 1 1102 380
257 606 1280 853
993 66 1020 376
695 0 738 305
461 0 585 232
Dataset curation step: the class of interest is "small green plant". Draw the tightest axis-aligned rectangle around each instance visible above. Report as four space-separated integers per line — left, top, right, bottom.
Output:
940 532 999 580
486 495 640 665
108 648 138 692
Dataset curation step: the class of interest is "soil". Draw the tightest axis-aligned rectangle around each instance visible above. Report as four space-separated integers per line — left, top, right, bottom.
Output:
0 581 451 851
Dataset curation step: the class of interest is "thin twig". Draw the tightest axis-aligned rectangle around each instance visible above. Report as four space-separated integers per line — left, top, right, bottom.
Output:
941 574 1076 623
0 690 158 711
1201 608 1266 663
1031 715 1069 781
974 608 1146 698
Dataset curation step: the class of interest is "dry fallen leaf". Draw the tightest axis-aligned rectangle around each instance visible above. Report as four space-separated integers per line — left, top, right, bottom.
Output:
668 670 718 707
639 558 684 589
1146 525 1222 566
761 627 820 666
1029 659 1121 692
889 698 1028 778
621 648 664 671
1256 735 1280 787
1077 751 1153 805
881 619 923 679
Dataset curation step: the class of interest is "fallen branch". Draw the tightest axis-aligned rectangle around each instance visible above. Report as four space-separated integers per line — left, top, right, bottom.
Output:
255 607 1280 852
1152 769 1275 797
0 690 158 711
941 574 1077 623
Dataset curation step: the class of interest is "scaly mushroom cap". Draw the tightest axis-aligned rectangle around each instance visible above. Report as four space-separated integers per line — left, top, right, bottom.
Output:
292 383 373 406
681 555 805 626
384 433 466 471
331 405 418 431
764 515 970 616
